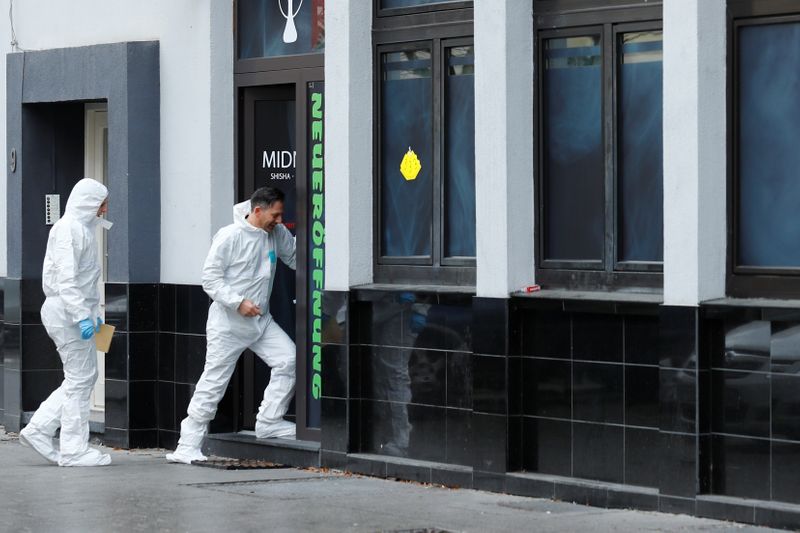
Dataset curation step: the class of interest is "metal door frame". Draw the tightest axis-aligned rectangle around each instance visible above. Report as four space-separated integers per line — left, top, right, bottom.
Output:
236 66 324 442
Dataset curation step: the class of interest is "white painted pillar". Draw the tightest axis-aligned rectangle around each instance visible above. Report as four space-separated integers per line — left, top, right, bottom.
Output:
209 0 235 235
324 0 373 291
474 0 535 297
663 0 727 305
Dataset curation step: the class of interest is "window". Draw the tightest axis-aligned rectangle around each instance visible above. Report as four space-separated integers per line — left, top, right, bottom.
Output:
238 0 324 59
729 1 800 297
374 6 475 285
534 1 663 290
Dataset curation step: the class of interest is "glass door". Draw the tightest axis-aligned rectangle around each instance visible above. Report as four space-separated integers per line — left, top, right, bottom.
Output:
239 71 324 441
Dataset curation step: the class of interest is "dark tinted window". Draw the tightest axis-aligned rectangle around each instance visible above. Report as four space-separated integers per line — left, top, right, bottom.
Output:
380 49 434 258
238 0 325 59
618 31 663 263
542 36 604 262
444 45 476 258
737 22 800 267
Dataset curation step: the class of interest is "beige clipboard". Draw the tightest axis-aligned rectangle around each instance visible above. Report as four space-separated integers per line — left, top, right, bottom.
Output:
95 323 116 353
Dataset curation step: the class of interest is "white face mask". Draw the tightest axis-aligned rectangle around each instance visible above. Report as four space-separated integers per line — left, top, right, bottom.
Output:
98 218 113 230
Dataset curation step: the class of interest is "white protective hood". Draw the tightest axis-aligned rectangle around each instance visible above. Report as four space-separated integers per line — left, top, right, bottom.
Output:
65 178 108 227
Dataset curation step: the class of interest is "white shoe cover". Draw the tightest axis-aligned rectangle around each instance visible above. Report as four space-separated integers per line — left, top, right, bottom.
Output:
255 420 296 439
19 426 59 464
59 448 112 467
166 444 208 464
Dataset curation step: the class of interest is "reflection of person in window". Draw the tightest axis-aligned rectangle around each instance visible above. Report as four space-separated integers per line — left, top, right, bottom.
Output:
371 292 430 457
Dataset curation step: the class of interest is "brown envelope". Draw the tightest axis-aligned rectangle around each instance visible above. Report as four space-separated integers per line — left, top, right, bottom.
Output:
95 323 115 353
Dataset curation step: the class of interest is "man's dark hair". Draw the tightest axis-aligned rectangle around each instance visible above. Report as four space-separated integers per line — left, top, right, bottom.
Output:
250 187 285 210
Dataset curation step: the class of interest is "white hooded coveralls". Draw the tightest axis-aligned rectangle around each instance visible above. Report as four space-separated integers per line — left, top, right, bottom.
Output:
177 201 297 448
27 178 108 465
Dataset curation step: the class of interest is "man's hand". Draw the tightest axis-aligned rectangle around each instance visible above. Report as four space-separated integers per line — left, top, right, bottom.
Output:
237 299 262 317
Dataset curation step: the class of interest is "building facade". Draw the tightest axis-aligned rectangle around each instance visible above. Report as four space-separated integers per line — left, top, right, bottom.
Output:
1 0 800 528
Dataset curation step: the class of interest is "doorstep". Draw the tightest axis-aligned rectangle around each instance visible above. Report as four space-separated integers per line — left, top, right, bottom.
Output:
696 494 800 530
321 451 473 489
505 471 659 511
203 431 320 468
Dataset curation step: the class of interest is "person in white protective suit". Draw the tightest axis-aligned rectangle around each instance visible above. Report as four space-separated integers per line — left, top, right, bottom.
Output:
19 178 112 467
167 186 297 464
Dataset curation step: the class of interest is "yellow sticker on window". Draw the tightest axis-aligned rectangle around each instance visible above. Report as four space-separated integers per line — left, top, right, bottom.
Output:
400 147 422 181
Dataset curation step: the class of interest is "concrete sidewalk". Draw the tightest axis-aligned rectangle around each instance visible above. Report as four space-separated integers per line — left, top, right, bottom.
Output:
0 429 778 533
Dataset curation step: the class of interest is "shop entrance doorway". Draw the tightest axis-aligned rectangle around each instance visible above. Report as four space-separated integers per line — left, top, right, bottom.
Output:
239 73 324 442
85 103 109 424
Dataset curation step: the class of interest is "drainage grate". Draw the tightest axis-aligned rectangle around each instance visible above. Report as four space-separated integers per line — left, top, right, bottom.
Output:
192 458 288 470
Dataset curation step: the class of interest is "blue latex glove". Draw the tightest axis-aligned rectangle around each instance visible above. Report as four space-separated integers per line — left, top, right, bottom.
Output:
95 317 103 333
397 292 415 304
79 318 95 340
410 312 427 334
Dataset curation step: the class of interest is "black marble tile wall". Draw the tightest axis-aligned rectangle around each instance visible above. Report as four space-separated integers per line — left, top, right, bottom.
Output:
772 441 800 505
660 367 698 434
4 279 21 431
321 290 353 454
102 284 161 448
21 370 62 411
18 323 61 415
321 344 347 400
175 284 211 335
625 427 660 488
712 434 770 500
515 301 661 488
700 304 800 506
472 297 508 474
321 397 347 452
3 323 20 371
0 278 5 415
659 431 698 497
174 333 207 384
659 306 703 499
522 416 571 477
157 284 218 440
573 422 624 484
20 278 44 326
348 288 474 466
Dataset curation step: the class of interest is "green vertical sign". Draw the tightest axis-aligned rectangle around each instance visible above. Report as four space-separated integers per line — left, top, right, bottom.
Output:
308 81 324 427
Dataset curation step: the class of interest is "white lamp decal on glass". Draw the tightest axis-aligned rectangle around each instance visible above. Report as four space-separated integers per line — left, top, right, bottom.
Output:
278 0 303 44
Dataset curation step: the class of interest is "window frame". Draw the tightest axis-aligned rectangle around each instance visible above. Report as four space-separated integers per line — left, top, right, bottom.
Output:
533 1 663 291
375 0 472 20
727 1 800 298
373 8 475 286
233 0 325 73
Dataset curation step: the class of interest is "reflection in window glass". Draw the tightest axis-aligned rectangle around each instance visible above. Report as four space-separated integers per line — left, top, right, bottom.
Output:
542 36 604 262
381 49 433 258
771 324 800 374
238 0 324 59
444 46 476 258
618 31 663 263
381 0 462 9
738 23 800 267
